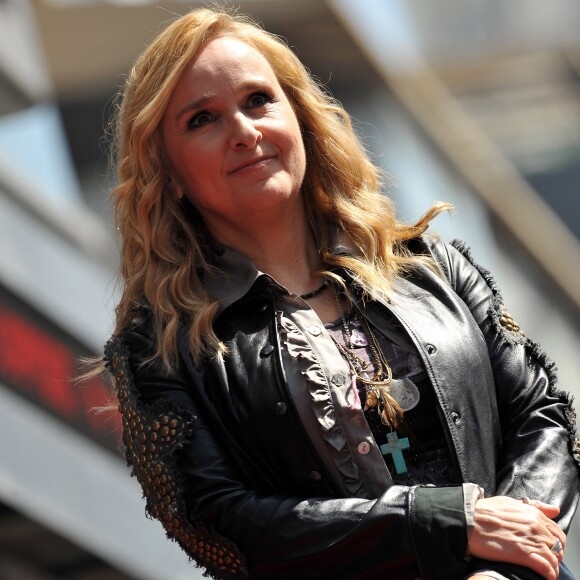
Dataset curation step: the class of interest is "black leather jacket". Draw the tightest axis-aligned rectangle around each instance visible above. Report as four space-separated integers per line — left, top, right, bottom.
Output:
105 238 579 580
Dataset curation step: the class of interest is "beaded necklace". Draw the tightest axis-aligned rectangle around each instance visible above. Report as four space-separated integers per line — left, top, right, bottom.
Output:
331 288 403 430
299 281 328 300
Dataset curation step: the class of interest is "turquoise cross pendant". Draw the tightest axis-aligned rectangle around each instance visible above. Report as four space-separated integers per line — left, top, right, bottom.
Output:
380 431 410 474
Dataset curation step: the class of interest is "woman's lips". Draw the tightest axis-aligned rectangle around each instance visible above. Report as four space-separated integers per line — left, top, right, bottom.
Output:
228 155 275 175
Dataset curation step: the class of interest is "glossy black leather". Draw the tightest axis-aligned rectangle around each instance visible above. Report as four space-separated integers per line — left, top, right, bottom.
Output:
117 238 579 579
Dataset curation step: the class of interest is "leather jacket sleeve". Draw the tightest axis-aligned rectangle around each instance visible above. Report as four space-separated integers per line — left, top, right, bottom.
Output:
428 239 580 579
105 310 471 580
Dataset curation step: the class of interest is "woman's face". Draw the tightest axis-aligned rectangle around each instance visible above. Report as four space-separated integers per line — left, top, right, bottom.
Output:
161 36 307 240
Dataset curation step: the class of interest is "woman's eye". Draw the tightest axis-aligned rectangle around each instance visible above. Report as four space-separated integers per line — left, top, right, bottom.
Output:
248 93 273 108
188 111 213 129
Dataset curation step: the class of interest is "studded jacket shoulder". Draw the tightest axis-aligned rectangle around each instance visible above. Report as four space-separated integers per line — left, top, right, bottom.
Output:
104 237 580 580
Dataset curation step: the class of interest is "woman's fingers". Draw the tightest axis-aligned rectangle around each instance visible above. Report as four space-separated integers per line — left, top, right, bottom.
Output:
546 533 566 566
548 523 567 555
533 502 567 557
469 496 565 579
527 498 567 557
523 501 566 571
528 551 559 580
528 499 561 518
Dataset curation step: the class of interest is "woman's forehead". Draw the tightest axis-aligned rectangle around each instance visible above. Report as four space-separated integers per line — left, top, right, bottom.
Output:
174 37 280 94
190 36 271 71
163 36 283 122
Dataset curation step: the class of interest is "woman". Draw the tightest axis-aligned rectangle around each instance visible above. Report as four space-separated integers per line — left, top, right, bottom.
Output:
103 7 579 579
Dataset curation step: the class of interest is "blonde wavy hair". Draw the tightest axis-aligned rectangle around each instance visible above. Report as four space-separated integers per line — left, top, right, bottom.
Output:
112 6 449 368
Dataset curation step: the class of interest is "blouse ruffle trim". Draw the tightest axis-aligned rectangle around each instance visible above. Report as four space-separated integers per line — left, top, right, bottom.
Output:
278 316 368 497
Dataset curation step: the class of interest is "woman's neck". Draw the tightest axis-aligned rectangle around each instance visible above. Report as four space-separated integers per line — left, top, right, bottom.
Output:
209 197 322 296
207 197 343 323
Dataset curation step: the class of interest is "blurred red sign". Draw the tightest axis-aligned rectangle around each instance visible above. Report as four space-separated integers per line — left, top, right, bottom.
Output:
0 304 121 451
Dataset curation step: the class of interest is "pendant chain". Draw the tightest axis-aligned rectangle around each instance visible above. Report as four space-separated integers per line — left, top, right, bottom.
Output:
331 288 393 386
331 287 403 429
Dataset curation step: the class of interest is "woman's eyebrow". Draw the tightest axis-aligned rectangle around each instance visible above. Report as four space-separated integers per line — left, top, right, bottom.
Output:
175 79 271 122
176 94 216 122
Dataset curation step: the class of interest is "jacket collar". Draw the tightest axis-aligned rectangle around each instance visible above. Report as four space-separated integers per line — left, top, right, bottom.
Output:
203 246 265 313
203 229 360 312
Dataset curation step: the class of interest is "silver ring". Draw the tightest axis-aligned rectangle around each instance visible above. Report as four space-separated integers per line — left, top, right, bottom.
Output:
521 496 530 504
550 538 563 556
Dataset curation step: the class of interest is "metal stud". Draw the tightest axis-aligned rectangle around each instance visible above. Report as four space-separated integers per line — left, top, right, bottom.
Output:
109 344 245 579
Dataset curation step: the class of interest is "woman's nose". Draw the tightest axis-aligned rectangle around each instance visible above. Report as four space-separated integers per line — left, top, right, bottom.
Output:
229 113 262 149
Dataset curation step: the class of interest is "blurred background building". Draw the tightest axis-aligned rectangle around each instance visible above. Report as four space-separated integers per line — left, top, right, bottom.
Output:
0 0 579 577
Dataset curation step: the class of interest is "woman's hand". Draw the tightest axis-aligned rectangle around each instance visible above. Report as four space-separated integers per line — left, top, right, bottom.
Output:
469 496 566 580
